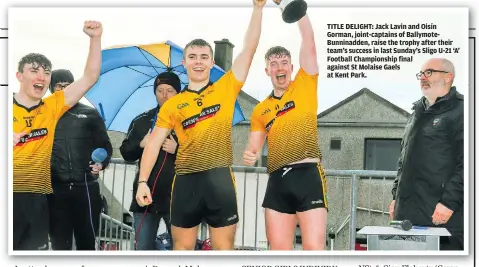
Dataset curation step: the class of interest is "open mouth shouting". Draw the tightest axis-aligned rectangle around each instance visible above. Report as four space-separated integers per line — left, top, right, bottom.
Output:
33 83 45 93
276 73 287 83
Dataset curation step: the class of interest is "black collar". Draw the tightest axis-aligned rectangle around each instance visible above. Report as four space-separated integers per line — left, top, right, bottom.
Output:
184 81 213 95
413 86 459 112
13 95 44 112
268 90 283 100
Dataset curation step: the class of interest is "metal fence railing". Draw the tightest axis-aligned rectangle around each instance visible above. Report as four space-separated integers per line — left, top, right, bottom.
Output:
96 213 135 250
96 158 397 251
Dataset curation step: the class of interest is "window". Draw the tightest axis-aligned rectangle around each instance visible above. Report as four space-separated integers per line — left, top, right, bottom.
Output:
330 138 342 150
364 139 402 171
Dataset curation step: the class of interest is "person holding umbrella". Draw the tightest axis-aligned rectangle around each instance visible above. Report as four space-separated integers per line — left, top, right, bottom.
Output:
136 0 266 250
120 72 180 250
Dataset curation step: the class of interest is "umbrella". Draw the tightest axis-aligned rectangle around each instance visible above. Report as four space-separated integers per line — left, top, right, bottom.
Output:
84 40 245 133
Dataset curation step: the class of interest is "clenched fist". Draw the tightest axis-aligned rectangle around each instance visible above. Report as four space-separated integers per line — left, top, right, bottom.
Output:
253 0 267 7
136 183 152 207
83 20 103 38
243 148 258 166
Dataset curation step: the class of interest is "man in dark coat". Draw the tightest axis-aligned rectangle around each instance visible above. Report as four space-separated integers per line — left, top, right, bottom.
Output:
390 58 464 250
120 72 181 250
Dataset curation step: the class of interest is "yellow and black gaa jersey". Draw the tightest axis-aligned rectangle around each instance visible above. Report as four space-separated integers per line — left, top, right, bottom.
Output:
250 68 322 173
156 70 244 174
13 91 70 194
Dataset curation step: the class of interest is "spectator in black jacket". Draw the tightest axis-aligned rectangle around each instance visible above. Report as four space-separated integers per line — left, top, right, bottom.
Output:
390 58 464 250
120 72 180 250
48 69 113 250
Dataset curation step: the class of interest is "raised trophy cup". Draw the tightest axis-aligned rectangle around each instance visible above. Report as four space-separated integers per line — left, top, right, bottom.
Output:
273 0 308 23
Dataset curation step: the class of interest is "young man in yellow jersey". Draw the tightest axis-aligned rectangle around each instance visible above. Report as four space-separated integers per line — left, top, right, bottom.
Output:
13 21 102 250
136 0 266 250
243 14 328 250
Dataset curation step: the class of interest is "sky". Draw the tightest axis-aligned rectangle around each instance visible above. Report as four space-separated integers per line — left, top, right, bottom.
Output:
8 7 468 115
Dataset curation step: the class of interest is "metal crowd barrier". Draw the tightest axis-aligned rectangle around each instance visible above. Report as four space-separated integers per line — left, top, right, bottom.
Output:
96 158 397 251
96 213 135 250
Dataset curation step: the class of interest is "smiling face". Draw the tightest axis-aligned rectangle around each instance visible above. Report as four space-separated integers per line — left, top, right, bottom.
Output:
264 46 293 92
16 53 52 101
16 63 51 100
182 39 215 84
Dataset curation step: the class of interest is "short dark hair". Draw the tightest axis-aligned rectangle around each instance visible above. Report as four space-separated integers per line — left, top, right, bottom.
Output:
184 39 214 59
264 46 291 62
17 53 52 73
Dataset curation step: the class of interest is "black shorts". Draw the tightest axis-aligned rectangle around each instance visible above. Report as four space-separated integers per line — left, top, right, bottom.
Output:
262 162 328 214
170 166 239 228
13 193 50 250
